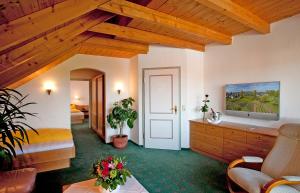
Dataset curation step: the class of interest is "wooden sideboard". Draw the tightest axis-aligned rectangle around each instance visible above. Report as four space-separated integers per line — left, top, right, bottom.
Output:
190 120 279 163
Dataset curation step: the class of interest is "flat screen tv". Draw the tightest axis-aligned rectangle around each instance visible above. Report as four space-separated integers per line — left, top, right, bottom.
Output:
225 81 280 120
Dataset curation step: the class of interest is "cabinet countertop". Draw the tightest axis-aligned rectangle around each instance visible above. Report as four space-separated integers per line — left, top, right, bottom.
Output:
190 119 279 137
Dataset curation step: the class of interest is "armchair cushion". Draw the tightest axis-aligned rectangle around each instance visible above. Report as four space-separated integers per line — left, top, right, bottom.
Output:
228 167 272 193
228 167 300 193
269 185 299 193
283 176 300 182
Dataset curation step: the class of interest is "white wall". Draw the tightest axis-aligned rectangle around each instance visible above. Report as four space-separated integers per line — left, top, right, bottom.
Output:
129 56 139 144
203 14 300 127
17 64 71 129
137 46 204 148
70 80 89 105
17 54 133 142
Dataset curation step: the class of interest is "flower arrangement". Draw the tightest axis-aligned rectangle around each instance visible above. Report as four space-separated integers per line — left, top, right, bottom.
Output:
92 156 131 192
201 94 210 121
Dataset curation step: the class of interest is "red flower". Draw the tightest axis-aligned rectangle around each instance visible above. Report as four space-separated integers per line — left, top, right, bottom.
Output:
116 163 123 170
107 156 113 162
102 169 109 177
101 161 109 169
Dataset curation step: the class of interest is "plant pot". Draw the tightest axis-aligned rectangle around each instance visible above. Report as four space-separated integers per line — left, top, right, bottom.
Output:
112 135 128 149
0 149 12 171
98 185 120 193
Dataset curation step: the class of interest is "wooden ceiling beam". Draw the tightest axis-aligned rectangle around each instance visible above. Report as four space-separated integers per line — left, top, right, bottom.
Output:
79 43 138 58
98 0 231 44
0 12 113 73
194 0 270 33
8 47 79 89
83 36 149 54
89 23 205 51
0 33 92 88
0 0 111 53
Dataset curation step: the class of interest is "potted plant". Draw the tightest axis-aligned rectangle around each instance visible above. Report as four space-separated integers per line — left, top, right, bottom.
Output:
92 155 131 192
107 97 137 149
201 94 210 121
0 88 37 171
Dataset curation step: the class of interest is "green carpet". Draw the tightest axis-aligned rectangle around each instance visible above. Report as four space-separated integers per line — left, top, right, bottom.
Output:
36 119 228 193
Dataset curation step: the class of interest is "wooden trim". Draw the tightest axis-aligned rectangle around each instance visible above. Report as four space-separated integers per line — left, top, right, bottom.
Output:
228 159 244 170
14 146 75 173
262 179 300 193
195 0 270 33
98 0 231 44
0 0 111 53
32 159 71 173
89 23 205 51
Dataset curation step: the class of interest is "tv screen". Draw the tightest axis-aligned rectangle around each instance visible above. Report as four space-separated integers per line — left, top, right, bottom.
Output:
225 81 280 120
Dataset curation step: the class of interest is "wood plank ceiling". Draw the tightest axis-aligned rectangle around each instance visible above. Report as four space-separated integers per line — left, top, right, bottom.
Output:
0 0 300 88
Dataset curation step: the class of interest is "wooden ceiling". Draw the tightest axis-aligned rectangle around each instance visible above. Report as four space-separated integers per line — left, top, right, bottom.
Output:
1 0 300 88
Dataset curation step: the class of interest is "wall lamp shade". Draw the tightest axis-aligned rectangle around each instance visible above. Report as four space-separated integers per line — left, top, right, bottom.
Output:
43 81 55 95
74 95 81 100
115 82 124 95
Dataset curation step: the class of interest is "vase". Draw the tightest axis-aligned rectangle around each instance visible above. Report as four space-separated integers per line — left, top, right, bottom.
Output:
98 185 120 193
112 135 128 149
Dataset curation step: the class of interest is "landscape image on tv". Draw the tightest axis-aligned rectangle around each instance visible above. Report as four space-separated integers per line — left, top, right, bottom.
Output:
225 82 280 114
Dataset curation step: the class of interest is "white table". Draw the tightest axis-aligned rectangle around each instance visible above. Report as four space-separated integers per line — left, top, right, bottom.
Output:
63 176 149 193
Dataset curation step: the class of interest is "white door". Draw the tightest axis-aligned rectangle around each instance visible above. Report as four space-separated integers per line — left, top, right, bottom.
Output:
144 68 180 150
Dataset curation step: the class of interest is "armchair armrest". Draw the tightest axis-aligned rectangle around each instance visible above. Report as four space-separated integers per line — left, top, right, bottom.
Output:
242 156 264 163
282 176 300 182
228 156 264 169
262 176 300 193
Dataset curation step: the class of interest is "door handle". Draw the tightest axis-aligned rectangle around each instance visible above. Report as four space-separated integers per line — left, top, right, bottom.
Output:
171 105 178 114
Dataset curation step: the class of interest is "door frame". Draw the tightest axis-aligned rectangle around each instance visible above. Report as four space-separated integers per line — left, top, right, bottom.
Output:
142 67 181 149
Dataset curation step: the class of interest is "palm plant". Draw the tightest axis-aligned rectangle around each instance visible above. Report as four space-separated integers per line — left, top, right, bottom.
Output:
0 88 37 170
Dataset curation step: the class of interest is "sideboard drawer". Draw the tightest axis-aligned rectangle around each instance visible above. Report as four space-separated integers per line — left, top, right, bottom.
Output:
223 151 243 162
190 122 205 134
224 128 246 143
192 140 223 157
202 142 223 157
193 133 223 147
247 133 276 149
224 139 247 154
205 125 223 137
245 145 270 158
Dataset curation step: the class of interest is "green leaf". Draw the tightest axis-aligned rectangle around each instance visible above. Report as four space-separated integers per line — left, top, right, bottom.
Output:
0 88 37 159
107 97 137 131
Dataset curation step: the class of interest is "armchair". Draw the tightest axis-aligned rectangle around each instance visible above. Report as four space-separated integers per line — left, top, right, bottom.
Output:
227 124 300 193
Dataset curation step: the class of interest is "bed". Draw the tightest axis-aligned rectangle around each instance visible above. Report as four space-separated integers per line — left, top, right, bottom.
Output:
13 128 75 173
71 104 84 124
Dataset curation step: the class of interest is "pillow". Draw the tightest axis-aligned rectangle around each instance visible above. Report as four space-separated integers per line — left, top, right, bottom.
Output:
70 104 76 110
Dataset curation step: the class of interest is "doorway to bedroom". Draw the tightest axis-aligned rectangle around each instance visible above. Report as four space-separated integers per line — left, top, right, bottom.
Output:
70 68 106 140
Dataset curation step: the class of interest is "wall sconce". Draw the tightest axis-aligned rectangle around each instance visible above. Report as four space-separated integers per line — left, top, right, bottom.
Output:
74 95 81 101
115 82 124 95
43 81 55 95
